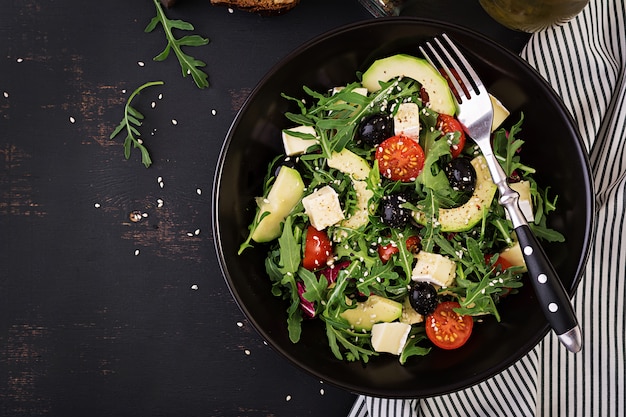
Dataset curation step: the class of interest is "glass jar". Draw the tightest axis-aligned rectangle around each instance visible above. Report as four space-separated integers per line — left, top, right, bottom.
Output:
478 0 589 32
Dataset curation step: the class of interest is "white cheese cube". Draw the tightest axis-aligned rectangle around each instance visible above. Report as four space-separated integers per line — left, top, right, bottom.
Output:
509 180 534 222
489 94 510 132
282 125 319 156
411 251 456 288
393 102 420 140
371 322 412 355
302 185 345 231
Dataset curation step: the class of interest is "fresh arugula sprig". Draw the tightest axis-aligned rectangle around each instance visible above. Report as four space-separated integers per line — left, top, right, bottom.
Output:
110 80 164 168
282 79 422 158
146 0 210 89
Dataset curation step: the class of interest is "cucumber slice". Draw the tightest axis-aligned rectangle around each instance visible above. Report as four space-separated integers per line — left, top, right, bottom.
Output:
362 54 457 116
251 166 305 243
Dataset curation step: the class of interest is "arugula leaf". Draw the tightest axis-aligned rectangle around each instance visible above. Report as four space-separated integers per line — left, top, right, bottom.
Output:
277 216 301 275
110 81 164 168
399 327 431 364
146 0 210 89
298 267 327 305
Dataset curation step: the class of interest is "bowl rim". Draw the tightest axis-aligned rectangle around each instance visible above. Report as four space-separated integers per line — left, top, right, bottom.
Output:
212 16 595 397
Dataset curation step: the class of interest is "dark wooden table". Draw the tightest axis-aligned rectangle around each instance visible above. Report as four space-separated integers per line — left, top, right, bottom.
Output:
0 1 529 415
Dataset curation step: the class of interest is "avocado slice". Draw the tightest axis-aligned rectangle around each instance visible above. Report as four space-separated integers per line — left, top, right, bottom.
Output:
361 54 457 116
413 156 497 232
250 166 305 242
340 295 403 331
327 148 375 232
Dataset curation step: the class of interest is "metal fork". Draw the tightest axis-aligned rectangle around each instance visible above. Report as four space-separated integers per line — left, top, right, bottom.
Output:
420 34 582 353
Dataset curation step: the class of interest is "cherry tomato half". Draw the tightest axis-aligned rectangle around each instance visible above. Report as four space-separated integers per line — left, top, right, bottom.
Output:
375 135 425 182
485 253 514 271
377 235 421 263
425 301 473 350
302 226 333 271
437 114 467 158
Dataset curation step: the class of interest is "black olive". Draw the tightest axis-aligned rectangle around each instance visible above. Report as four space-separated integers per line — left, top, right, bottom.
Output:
444 158 477 193
380 193 411 228
409 282 439 316
273 156 298 177
355 113 394 147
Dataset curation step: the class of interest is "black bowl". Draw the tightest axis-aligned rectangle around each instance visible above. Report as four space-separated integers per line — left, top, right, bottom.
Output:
212 18 594 398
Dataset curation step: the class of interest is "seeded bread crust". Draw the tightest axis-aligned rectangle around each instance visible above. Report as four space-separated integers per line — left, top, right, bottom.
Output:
210 0 300 15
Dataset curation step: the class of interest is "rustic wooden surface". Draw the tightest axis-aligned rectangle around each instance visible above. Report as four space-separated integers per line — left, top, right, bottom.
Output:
0 1 529 415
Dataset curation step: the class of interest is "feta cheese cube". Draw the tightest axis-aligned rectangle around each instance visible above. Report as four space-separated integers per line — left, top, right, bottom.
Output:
509 180 534 222
393 102 420 140
371 322 412 355
282 125 319 156
412 251 456 288
302 185 345 231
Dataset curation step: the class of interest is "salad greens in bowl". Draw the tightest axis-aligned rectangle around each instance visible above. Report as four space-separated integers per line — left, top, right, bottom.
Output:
212 18 593 397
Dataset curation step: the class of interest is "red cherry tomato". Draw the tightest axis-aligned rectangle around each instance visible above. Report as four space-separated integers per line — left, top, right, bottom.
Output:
425 301 473 350
485 253 514 271
377 235 421 263
302 226 333 271
375 135 425 182
437 114 467 158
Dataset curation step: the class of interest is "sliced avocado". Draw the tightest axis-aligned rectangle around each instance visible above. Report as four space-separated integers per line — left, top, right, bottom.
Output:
413 156 497 232
361 54 457 116
327 148 375 232
327 148 371 180
340 295 403 331
251 166 305 243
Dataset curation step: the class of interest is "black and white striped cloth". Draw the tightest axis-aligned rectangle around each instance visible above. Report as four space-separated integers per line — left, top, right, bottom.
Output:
349 0 625 415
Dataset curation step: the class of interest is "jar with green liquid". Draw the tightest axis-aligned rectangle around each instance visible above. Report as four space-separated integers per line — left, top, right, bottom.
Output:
478 0 589 32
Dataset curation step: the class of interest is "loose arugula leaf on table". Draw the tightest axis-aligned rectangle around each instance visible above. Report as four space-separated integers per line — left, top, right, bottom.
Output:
110 80 164 168
146 0 210 89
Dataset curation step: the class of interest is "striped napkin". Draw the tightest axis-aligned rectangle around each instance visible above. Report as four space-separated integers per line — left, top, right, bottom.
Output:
349 0 625 415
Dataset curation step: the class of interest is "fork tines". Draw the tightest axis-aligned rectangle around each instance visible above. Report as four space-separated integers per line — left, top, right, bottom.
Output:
419 34 484 104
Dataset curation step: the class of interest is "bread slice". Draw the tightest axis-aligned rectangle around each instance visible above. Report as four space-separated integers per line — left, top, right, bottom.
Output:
210 0 300 15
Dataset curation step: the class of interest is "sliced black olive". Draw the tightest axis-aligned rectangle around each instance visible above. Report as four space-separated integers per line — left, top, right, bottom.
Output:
409 282 439 316
355 113 394 147
444 158 477 193
273 156 298 177
380 193 411 228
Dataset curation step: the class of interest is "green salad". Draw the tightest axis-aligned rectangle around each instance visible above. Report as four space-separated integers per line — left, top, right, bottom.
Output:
239 53 563 364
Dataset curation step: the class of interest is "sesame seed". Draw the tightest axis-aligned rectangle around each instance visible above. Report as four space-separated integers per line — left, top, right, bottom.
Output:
194 229 200 235
134 249 140 256
191 284 198 290
151 101 156 108
16 58 23 63
171 119 178 125
211 109 217 116
285 395 292 401
157 198 164 208
244 349 251 355
187 232 194 237
3 91 8 98
138 61 145 67
320 388 325 395
236 322 243 328
122 89 126 94
158 93 163 100
94 203 101 208
196 188 202 195
69 116 75 123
